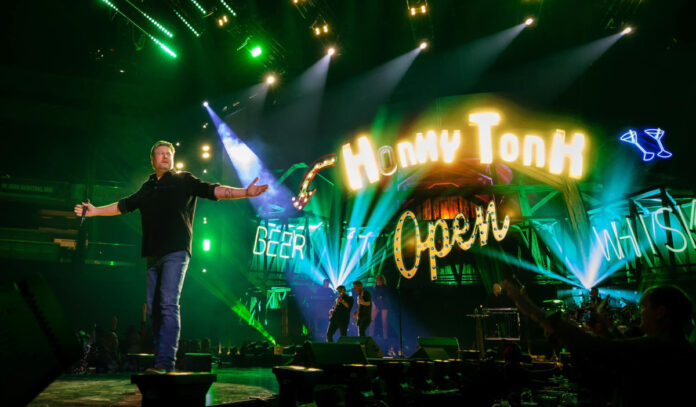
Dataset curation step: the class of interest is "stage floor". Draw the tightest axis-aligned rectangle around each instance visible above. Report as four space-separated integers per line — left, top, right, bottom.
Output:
28 367 278 406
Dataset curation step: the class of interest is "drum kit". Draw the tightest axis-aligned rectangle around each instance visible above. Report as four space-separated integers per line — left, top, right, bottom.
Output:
545 294 639 329
467 294 640 354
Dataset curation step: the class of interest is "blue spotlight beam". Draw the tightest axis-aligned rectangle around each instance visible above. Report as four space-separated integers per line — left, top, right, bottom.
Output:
204 103 293 216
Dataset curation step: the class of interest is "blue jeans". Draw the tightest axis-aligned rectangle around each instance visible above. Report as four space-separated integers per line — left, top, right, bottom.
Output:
146 250 190 371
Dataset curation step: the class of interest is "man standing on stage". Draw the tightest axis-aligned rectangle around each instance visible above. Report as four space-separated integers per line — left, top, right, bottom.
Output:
74 140 268 373
352 281 372 336
326 285 354 342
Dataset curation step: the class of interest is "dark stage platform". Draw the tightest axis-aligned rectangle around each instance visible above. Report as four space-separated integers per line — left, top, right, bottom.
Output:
28 368 278 406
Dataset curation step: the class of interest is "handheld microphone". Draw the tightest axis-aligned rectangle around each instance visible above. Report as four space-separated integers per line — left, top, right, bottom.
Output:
80 199 90 226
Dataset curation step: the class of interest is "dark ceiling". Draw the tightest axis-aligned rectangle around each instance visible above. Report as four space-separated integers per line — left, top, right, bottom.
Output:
1 0 694 188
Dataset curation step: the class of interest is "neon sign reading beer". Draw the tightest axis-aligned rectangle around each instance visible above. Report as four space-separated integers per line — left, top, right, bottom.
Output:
394 201 510 280
341 111 587 190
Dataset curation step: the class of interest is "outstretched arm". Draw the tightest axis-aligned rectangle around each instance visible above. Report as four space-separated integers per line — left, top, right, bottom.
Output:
214 177 269 200
73 202 121 218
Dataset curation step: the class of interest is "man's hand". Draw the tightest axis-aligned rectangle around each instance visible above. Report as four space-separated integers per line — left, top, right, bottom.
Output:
502 279 546 323
74 202 96 218
246 177 269 197
73 202 121 217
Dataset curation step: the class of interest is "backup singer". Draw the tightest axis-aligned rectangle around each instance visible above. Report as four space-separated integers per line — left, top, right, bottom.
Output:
74 141 268 373
370 274 392 339
326 285 354 342
352 280 372 336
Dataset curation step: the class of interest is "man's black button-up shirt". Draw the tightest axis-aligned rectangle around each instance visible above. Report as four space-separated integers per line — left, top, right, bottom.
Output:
117 170 219 258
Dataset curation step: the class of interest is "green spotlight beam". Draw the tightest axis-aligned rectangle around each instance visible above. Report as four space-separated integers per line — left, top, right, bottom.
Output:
175 10 201 37
124 0 173 38
196 272 276 345
189 0 207 14
99 0 177 58
219 0 237 17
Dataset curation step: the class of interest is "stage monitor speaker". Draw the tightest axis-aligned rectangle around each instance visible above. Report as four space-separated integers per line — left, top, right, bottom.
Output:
410 337 460 360
0 275 82 407
294 341 367 368
337 336 384 358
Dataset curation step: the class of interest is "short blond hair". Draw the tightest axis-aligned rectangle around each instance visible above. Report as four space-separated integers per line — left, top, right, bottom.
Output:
150 140 175 158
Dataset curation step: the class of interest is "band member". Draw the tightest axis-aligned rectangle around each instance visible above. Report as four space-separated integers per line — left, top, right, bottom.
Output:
312 279 335 340
370 274 392 339
352 281 372 336
326 285 354 342
74 140 268 373
485 282 513 308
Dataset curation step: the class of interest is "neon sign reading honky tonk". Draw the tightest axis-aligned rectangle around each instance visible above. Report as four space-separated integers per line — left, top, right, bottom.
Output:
342 111 587 190
394 201 510 280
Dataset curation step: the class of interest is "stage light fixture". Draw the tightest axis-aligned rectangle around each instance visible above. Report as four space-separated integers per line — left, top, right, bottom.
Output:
421 5 427 13
203 145 210 151
327 47 336 56
175 11 201 37
203 169 207 173
100 0 177 58
621 27 633 35
251 46 263 58
202 152 210 159
410 8 416 16
203 239 211 251
203 101 209 107
125 0 173 38
176 142 181 146
266 74 276 85
419 41 428 50
525 18 534 26
190 0 207 15
150 37 177 58
314 27 321 35
323 24 329 33
176 162 184 169
219 0 237 17
202 268 207 273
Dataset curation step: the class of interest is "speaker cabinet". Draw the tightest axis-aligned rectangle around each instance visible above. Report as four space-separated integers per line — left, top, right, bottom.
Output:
0 275 82 406
337 336 384 358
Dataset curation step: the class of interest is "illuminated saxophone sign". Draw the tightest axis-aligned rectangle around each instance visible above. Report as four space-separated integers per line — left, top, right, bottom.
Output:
341 111 586 191
394 201 510 280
